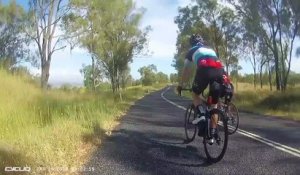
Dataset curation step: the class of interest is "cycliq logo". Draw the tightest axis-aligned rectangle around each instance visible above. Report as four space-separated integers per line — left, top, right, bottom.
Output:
5 166 31 172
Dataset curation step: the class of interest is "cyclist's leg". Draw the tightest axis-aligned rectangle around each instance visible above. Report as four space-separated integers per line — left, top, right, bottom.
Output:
192 68 209 115
209 83 220 129
192 92 201 108
208 68 224 133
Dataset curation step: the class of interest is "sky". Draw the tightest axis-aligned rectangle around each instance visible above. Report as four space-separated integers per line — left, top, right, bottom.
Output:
4 0 300 86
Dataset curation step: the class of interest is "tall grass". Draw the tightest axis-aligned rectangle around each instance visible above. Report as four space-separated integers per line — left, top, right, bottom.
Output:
180 82 300 121
234 86 300 120
0 69 166 174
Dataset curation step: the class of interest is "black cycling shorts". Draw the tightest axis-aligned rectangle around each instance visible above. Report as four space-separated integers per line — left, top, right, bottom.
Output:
192 67 224 101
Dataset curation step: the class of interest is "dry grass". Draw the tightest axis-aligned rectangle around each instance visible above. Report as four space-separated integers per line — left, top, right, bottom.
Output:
181 82 300 121
232 83 300 121
0 69 166 174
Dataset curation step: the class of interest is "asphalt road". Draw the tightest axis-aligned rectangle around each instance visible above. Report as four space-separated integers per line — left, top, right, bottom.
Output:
84 86 300 175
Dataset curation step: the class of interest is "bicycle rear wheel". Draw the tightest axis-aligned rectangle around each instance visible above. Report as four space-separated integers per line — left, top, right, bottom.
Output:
203 110 228 163
184 104 197 142
226 102 239 135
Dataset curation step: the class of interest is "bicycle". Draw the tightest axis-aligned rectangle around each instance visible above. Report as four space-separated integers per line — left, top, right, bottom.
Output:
202 89 239 135
181 87 228 163
218 97 239 135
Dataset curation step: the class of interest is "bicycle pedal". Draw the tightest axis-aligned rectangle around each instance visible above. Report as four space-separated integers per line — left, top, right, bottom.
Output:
208 138 214 145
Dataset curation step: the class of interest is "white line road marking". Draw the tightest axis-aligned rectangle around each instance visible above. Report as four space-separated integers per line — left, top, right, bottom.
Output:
161 89 186 111
161 87 300 158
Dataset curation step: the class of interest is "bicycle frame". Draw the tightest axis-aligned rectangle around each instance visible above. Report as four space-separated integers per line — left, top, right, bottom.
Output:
181 87 229 163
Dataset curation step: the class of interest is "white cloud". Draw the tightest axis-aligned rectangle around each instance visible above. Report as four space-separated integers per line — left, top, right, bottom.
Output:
48 67 83 87
148 40 176 58
71 47 88 55
47 45 89 86
29 67 40 76
177 0 193 7
291 57 300 73
128 0 191 78
134 0 190 59
28 43 90 86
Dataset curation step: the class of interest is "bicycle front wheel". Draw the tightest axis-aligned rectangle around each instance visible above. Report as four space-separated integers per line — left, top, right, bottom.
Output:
203 110 228 163
184 104 197 142
226 102 239 135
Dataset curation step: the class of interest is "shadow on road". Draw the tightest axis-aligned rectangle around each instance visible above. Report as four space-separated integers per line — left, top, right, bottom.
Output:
113 128 210 166
84 126 213 175
84 89 215 174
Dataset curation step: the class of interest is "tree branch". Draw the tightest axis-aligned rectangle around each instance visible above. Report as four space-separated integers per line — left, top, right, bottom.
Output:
50 45 66 56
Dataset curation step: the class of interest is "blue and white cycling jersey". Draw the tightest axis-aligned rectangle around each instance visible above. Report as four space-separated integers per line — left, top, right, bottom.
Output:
185 43 222 68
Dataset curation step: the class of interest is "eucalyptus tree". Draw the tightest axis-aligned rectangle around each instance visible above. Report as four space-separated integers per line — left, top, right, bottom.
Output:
138 64 157 86
64 0 108 91
156 72 169 84
94 0 150 92
120 67 133 89
26 0 69 89
229 0 300 91
174 0 241 78
218 7 241 74
65 0 150 92
80 64 104 90
169 73 178 83
0 1 30 69
282 0 300 90
258 40 273 89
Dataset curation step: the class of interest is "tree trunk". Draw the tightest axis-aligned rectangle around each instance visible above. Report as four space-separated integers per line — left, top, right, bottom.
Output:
259 60 267 89
91 56 96 91
267 61 272 91
254 71 256 89
280 51 286 92
260 68 263 89
111 76 115 93
251 44 257 89
283 24 298 91
226 62 229 75
235 76 238 92
41 60 50 89
118 72 123 101
274 53 280 90
273 0 285 91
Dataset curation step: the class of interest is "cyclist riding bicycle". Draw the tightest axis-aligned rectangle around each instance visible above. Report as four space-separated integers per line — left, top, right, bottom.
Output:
177 34 226 144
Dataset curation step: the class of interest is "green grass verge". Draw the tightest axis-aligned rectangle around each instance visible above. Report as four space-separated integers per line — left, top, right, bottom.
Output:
0 69 166 174
234 89 300 121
